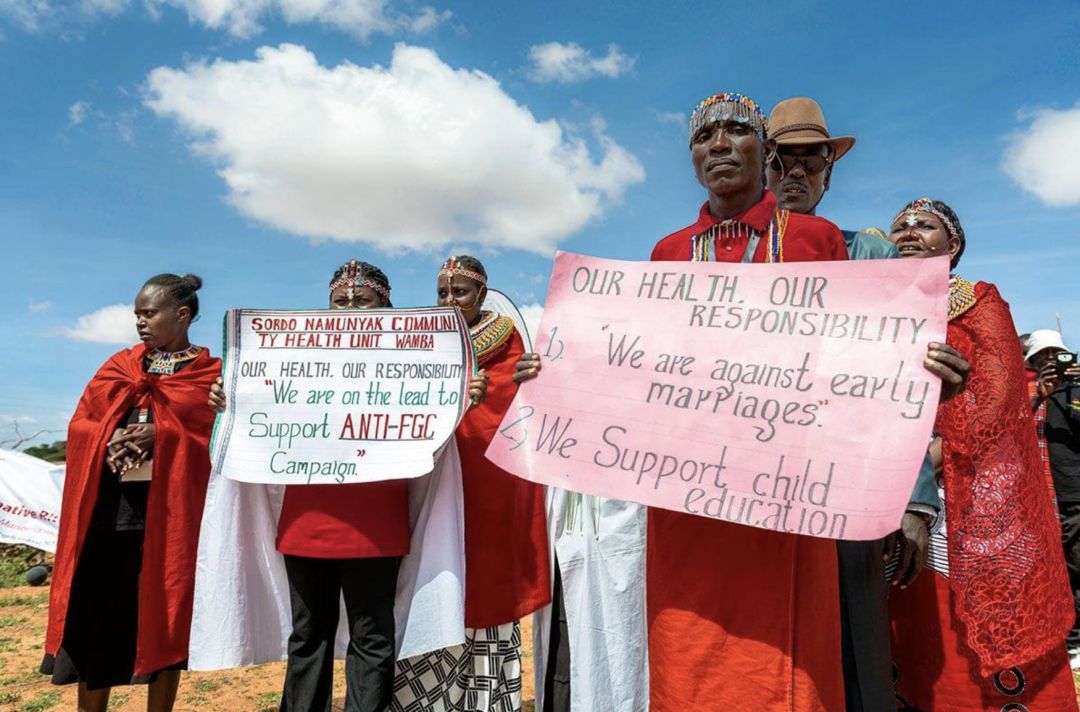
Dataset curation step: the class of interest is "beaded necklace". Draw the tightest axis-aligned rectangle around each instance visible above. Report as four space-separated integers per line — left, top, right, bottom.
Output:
147 345 202 375
691 209 788 263
947 275 977 321
470 311 515 366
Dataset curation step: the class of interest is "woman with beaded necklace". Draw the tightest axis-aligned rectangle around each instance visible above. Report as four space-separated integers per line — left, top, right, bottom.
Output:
208 259 489 712
391 255 551 712
886 199 1077 711
42 274 221 712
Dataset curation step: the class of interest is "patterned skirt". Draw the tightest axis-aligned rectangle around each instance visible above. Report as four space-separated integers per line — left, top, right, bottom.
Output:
392 622 522 712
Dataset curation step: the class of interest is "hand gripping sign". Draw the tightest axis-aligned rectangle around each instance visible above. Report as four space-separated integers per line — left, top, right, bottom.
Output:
211 307 473 485
486 252 949 541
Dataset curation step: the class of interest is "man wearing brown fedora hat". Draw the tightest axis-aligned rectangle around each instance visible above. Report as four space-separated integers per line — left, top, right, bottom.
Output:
766 96 951 712
766 97 896 261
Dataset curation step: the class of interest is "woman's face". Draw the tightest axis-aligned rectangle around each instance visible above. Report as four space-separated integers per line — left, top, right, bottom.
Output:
888 210 960 262
135 285 189 351
437 274 484 325
329 285 384 310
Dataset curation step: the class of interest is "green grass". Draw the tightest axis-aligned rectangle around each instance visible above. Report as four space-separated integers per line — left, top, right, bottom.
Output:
0 691 23 705
0 615 28 629
0 671 43 686
107 693 129 709
0 545 49 589
19 690 60 712
190 678 222 693
253 690 280 712
0 594 48 609
0 637 19 653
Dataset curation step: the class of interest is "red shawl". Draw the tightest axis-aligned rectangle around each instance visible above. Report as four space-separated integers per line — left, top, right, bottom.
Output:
937 281 1073 676
455 326 551 629
46 344 221 674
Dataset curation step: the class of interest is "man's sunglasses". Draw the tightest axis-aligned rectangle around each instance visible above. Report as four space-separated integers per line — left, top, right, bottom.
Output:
771 151 831 176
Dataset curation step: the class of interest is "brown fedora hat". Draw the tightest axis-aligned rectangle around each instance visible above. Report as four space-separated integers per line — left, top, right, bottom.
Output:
767 97 856 161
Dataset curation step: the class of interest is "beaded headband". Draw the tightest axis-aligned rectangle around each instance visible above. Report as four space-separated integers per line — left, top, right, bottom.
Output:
688 93 767 146
438 257 487 286
328 259 391 300
893 197 960 243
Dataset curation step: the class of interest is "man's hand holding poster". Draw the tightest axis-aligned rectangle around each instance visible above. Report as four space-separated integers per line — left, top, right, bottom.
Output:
486 252 950 541
211 306 473 484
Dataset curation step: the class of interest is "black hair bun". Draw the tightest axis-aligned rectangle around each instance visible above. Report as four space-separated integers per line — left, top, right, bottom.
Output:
181 273 204 292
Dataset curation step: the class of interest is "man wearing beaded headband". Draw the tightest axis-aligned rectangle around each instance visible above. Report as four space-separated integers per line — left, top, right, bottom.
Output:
647 92 850 712
765 99 970 712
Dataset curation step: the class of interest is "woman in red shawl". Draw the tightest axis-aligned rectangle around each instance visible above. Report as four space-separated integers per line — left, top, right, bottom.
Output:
42 274 221 712
887 198 1077 712
391 255 551 712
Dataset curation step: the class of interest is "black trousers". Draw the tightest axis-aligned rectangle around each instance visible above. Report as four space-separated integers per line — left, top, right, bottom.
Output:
543 557 570 712
837 538 893 712
1059 501 1080 651
280 554 401 712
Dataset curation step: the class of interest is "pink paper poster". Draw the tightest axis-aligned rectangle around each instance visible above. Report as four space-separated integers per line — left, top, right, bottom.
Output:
486 251 950 541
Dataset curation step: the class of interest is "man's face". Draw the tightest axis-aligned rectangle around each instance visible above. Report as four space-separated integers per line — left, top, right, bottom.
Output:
691 119 763 199
1030 347 1065 372
766 143 832 214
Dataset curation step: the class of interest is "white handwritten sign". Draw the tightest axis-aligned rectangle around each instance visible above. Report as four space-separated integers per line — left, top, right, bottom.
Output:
487 252 949 541
211 307 473 485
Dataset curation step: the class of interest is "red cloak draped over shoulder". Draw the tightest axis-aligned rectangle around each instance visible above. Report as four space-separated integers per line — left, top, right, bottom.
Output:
935 282 1073 676
46 344 221 675
455 326 551 629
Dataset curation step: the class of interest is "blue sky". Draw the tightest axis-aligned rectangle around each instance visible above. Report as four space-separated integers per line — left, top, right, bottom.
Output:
2 0 1079 447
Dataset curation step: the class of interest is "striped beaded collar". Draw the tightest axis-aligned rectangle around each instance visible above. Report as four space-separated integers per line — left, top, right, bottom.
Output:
470 311 515 365
948 275 977 321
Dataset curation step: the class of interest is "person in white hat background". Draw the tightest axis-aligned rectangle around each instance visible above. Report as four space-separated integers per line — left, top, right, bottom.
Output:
1028 329 1080 667
765 97 967 712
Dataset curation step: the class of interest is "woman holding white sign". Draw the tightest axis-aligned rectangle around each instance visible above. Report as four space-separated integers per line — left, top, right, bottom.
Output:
208 258 490 712
887 199 1077 711
390 256 551 712
43 273 220 712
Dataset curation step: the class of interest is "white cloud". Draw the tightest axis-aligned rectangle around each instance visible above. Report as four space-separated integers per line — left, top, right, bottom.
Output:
1003 101 1080 207
0 0 447 38
68 100 91 126
0 414 38 424
527 42 635 84
517 303 544 343
654 110 685 126
28 298 53 313
145 43 644 256
54 304 138 344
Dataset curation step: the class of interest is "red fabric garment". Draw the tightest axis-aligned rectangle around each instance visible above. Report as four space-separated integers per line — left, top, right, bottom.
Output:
891 564 1078 711
1028 369 1056 498
275 481 410 559
647 190 847 712
650 191 849 263
912 282 1073 677
455 328 551 629
46 344 221 675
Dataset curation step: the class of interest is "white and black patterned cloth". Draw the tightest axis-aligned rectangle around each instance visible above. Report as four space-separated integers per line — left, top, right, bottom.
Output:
392 622 522 712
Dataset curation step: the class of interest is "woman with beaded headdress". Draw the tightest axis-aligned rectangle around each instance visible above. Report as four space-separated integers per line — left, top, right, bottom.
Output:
391 255 551 712
886 199 1077 711
206 259 489 712
42 274 221 712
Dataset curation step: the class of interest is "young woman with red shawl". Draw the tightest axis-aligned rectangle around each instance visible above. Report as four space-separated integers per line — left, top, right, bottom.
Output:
42 274 221 712
391 255 551 712
887 198 1077 712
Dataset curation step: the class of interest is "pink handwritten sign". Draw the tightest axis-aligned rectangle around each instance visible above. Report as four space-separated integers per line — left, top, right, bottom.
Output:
486 252 950 541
